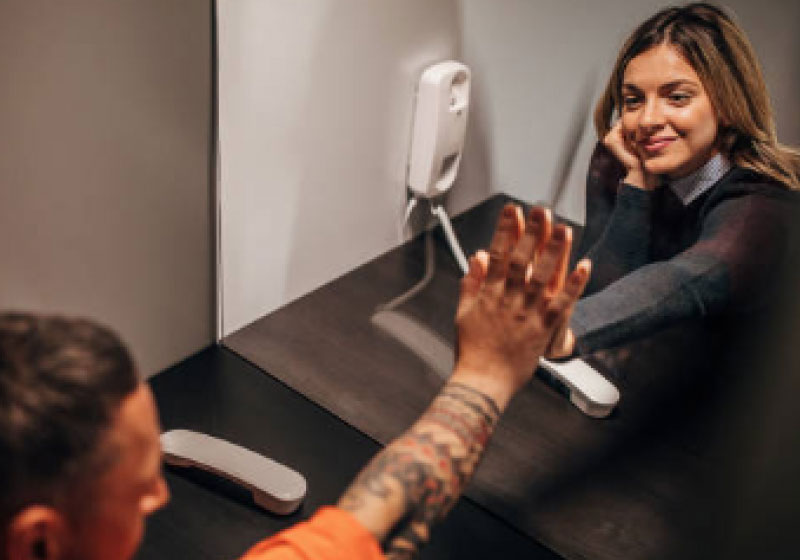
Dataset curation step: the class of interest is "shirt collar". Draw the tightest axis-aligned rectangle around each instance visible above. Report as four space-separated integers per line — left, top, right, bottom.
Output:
668 153 731 205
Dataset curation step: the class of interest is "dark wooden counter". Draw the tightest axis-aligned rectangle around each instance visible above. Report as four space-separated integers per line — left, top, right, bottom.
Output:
138 344 556 559
221 194 729 560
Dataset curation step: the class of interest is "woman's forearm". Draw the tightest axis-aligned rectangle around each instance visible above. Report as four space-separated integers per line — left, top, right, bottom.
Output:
583 184 654 294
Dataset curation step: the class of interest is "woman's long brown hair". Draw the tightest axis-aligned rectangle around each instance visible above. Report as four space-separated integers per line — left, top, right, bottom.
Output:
595 2 800 190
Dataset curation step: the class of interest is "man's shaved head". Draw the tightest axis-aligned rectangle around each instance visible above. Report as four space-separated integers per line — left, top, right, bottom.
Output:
0 313 138 534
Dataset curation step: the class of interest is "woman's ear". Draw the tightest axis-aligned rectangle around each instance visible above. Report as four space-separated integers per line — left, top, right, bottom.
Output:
717 125 738 154
6 506 68 560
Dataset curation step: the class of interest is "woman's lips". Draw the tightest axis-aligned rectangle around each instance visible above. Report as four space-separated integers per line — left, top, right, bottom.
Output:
640 137 676 154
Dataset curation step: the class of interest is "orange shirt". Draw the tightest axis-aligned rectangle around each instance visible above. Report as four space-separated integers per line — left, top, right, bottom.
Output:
239 506 385 560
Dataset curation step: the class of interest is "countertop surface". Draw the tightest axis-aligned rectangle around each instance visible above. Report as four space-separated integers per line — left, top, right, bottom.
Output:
142 194 732 560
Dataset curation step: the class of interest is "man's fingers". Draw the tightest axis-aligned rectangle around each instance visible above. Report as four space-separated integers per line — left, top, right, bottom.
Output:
526 224 572 306
541 259 592 327
547 223 573 294
532 207 553 254
473 249 490 276
505 207 550 299
546 325 576 359
486 204 523 293
457 252 489 318
564 259 592 301
461 254 485 289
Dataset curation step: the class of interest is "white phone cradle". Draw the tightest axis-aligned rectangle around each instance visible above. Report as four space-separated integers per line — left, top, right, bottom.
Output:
538 358 620 418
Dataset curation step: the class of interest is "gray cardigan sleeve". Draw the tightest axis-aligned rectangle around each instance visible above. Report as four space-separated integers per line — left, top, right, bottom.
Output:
582 184 654 295
571 192 788 353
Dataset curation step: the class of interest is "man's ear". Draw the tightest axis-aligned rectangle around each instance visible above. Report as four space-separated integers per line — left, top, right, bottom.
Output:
6 506 69 560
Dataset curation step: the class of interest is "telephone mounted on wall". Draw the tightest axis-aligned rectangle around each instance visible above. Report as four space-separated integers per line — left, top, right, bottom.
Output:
407 61 471 198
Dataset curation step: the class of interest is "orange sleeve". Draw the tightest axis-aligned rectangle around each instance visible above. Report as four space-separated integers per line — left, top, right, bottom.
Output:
238 506 385 560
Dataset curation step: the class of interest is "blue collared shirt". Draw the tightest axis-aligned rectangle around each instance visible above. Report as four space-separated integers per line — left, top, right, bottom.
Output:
668 153 732 206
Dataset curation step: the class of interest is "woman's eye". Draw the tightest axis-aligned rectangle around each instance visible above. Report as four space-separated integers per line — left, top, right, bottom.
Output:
668 92 691 104
622 96 642 109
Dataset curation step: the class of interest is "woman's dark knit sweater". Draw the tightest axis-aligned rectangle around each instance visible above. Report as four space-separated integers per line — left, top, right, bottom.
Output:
571 148 799 382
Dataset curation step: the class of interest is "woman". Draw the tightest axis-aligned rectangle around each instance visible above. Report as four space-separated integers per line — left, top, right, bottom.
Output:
562 3 799 381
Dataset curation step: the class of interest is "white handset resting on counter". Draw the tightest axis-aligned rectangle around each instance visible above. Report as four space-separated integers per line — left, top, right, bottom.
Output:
161 429 307 515
538 358 620 418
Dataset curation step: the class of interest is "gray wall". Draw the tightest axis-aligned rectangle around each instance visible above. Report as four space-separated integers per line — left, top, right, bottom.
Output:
218 0 461 336
0 0 213 377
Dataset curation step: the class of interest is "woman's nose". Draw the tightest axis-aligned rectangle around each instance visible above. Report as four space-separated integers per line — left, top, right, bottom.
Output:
638 98 665 130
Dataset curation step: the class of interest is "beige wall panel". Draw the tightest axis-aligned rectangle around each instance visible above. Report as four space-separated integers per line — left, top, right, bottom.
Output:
0 0 213 377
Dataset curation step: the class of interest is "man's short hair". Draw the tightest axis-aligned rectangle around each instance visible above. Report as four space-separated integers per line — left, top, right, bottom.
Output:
0 312 138 526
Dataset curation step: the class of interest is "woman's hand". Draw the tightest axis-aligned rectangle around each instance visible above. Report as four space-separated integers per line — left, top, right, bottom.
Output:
603 121 658 190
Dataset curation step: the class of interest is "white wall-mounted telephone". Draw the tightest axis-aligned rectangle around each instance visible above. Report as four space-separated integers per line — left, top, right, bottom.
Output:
407 61 471 198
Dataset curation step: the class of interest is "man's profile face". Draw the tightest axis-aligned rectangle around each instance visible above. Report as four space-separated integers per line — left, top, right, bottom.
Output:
68 383 169 560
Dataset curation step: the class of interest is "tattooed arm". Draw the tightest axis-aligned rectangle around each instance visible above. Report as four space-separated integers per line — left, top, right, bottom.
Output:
338 204 592 559
337 381 500 559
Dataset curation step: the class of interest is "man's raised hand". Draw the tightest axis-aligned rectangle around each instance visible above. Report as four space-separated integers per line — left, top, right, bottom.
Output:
453 204 591 405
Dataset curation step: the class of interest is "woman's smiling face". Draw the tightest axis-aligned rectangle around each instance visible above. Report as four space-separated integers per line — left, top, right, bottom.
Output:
620 43 721 179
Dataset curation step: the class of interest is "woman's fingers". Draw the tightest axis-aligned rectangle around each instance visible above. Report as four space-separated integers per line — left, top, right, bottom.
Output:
603 121 639 171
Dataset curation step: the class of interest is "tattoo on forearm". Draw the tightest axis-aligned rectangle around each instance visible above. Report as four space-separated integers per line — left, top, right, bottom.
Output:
338 382 501 559
445 381 502 419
